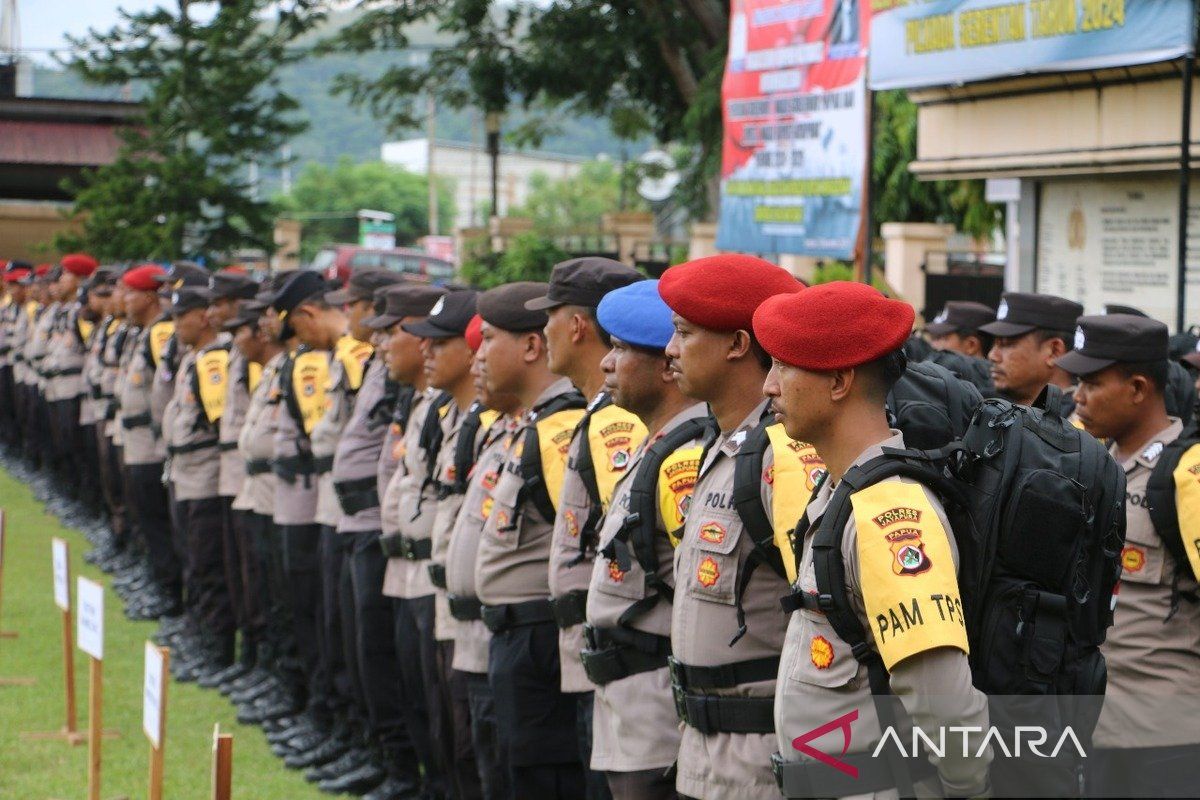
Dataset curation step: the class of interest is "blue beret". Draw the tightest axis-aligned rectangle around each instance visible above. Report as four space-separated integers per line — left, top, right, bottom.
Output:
597 279 674 350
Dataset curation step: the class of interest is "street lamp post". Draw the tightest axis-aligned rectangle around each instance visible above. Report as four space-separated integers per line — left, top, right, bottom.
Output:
486 111 502 219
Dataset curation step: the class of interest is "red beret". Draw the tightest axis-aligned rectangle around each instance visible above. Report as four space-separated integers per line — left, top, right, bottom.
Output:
61 253 99 277
34 264 51 277
465 313 483 352
753 281 915 371
658 254 803 331
4 268 29 283
122 264 167 292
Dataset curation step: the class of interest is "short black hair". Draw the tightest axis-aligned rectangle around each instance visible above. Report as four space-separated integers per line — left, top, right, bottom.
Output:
967 329 994 355
1115 360 1168 393
858 348 908 401
747 333 772 371
578 305 612 348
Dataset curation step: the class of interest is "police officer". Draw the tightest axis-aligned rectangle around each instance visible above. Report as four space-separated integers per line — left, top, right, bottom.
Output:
583 279 708 799
924 300 995 358
401 288 485 800
1055 314 1200 796
755 281 991 799
26 265 59 480
980 292 1083 409
0 265 30 455
527 258 644 800
655 254 802 800
114 265 181 623
164 285 236 682
378 282 454 799
445 312 519 800
473 281 593 796
197 271 261 689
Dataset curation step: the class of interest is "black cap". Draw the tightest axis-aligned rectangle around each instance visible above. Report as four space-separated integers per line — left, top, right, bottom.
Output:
272 270 328 340
7 260 32 273
524 257 643 311
925 301 996 336
363 284 448 330
326 268 405 305
255 272 290 305
47 265 63 282
203 272 259 301
222 299 266 332
1104 304 1148 318
155 261 210 293
1055 314 1169 376
402 289 479 339
979 292 1083 337
1171 330 1200 362
480 282 552 332
169 286 211 316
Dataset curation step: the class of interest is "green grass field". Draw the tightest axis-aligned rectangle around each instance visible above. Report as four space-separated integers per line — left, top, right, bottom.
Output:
0 470 326 799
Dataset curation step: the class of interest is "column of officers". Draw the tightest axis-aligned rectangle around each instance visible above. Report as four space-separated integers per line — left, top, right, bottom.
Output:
0 250 1197 800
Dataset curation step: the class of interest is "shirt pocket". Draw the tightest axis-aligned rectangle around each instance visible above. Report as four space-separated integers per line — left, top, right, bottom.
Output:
484 468 524 552
1119 511 1165 586
786 611 860 690
685 510 741 606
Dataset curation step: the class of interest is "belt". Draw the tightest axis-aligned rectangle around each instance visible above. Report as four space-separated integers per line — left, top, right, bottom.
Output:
550 589 588 628
669 655 780 734
396 536 432 561
218 441 238 452
581 624 671 686
246 458 271 475
43 366 83 378
481 599 555 634
335 476 379 516
313 455 334 473
448 594 483 621
427 563 446 589
120 411 152 429
379 533 405 558
168 440 218 456
272 454 315 483
771 750 937 799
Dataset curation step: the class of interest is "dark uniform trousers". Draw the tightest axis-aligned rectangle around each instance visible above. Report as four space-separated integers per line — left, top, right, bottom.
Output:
392 593 444 789
487 620 585 799
220 501 260 666
176 495 235 652
345 533 420 782
465 670 512 800
258 515 305 696
28 385 50 470
124 462 181 606
10 377 26 455
437 639 483 800
236 511 270 664
279 523 326 713
96 430 128 547
0 365 15 449
48 399 83 501
317 525 361 731
401 593 453 795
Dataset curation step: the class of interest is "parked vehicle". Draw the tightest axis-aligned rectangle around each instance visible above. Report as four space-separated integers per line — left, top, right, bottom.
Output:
311 244 456 285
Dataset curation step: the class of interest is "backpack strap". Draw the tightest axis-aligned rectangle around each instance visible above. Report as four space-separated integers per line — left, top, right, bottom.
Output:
391 383 417 434
448 401 496 497
413 391 454 515
1146 430 1200 618
518 391 588 524
602 415 712 628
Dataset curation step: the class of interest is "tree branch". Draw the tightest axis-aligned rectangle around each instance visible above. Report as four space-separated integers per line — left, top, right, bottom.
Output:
639 0 699 104
678 0 727 47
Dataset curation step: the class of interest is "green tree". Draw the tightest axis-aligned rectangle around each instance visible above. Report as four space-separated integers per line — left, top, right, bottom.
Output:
459 233 567 289
510 160 642 239
276 158 455 262
55 0 321 261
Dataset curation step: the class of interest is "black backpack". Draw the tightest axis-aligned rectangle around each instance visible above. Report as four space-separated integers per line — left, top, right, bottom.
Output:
790 388 1125 793
923 348 995 397
1165 360 1197 424
886 359 983 450
1145 422 1200 616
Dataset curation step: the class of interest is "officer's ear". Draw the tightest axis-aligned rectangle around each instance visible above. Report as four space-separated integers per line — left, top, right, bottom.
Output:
520 330 547 364
727 329 752 362
829 366 856 403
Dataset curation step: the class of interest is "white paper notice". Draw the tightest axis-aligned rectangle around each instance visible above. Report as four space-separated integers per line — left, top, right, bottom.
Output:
77 577 104 660
143 641 165 748
52 538 69 611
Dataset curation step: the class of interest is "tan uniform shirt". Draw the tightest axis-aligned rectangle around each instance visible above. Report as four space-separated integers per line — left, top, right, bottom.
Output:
81 316 112 427
218 348 253 498
27 301 57 391
775 432 990 799
272 349 323 527
333 358 389 534
382 388 438 599
671 399 796 800
44 305 87 403
149 331 177 440
430 400 465 642
114 324 166 464
476 378 584 606
587 402 707 773
312 337 371 527
1094 418 1200 747
164 348 221 501
99 319 127 438
550 392 648 693
6 302 33 384
234 353 284 516
447 414 517 673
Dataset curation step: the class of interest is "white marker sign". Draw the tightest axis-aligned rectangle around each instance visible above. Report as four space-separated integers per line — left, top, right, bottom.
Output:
77 577 104 660
52 538 70 611
143 642 166 748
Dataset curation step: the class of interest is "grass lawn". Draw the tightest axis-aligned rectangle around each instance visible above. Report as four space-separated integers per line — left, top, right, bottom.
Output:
0 469 326 799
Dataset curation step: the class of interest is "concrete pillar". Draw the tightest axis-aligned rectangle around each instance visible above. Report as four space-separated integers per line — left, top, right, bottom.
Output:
602 211 656 267
271 218 302 272
778 255 821 283
454 226 489 267
880 222 954 308
687 222 720 260
488 215 533 253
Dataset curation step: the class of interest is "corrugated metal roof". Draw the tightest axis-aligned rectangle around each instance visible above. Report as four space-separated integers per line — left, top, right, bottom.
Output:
0 120 124 166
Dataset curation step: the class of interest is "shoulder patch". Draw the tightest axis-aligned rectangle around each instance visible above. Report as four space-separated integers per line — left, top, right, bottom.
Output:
850 479 968 670
587 403 648 507
535 407 587 515
148 321 175 367
196 349 230 423
335 336 372 391
765 424 826 582
1172 443 1200 581
658 445 703 547
293 350 331 434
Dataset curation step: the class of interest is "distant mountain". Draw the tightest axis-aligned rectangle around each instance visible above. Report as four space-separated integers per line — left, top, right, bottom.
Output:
30 10 650 173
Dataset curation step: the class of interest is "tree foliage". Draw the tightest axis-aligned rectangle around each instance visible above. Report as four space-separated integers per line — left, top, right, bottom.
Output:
509 160 643 239
54 0 321 261
459 233 567 289
276 158 456 263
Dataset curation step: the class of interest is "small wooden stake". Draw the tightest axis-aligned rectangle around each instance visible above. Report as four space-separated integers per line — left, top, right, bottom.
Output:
211 725 233 800
146 646 170 800
87 655 102 800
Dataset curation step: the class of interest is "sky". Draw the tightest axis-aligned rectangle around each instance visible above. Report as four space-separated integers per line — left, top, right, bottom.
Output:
22 0 168 57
